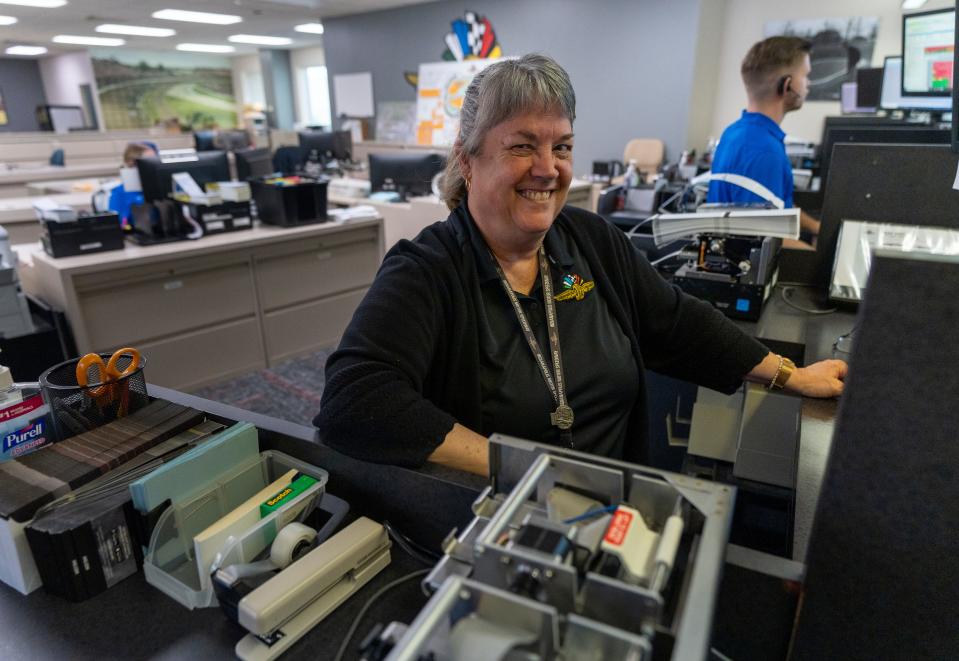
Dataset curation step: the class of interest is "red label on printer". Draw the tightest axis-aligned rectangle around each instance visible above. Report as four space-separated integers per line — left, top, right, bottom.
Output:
0 394 44 423
603 509 633 546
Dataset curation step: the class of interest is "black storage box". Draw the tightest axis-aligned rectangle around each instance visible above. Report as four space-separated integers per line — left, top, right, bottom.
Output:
188 200 253 235
41 212 124 258
250 177 328 226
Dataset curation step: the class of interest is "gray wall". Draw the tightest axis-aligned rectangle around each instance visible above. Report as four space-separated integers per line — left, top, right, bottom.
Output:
0 58 46 132
323 0 705 169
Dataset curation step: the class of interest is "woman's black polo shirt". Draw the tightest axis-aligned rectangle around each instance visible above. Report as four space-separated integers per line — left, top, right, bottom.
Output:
465 215 640 455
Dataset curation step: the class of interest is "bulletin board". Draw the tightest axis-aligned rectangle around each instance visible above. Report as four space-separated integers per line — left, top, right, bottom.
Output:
415 59 499 146
332 72 375 118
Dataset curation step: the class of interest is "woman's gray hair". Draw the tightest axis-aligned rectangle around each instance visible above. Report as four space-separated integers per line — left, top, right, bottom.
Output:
441 53 576 210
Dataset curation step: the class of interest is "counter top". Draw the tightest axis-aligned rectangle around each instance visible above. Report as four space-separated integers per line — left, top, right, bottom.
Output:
14 217 382 276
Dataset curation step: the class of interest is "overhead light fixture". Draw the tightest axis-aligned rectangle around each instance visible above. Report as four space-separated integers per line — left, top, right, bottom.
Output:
176 43 235 53
294 23 324 35
0 0 67 7
228 34 291 46
0 15 18 25
902 0 928 8
153 9 242 25
5 44 46 55
96 24 176 37
53 35 125 46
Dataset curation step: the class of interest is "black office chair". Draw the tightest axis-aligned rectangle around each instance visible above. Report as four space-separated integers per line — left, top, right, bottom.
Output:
272 146 303 175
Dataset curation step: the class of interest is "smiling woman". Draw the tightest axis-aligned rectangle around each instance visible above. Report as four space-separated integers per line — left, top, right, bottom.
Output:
314 54 846 477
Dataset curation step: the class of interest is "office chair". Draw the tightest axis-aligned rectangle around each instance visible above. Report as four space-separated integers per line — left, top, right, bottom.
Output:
49 148 65 166
623 138 665 182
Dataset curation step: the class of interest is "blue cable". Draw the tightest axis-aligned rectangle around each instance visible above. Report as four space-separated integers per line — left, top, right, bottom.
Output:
562 505 618 525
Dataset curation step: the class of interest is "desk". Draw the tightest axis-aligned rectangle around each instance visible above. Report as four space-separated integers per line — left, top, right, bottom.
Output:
26 178 108 196
14 219 384 391
0 193 92 244
328 179 595 254
0 387 800 660
0 161 119 199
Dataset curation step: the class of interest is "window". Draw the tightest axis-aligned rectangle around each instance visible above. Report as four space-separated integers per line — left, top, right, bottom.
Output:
301 65 332 128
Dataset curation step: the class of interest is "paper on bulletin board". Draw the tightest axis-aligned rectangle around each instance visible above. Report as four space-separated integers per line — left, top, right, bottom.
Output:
415 59 500 146
333 72 375 118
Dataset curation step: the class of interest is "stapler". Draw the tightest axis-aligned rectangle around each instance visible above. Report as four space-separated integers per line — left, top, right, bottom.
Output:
214 517 391 661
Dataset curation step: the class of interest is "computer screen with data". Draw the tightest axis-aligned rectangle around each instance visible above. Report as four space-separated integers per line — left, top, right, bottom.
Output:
881 56 951 111
902 8 955 96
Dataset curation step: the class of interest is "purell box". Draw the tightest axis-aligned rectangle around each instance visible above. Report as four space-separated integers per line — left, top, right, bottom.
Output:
0 393 53 462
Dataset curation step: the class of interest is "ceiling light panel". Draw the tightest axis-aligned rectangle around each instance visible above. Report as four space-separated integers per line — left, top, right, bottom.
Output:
294 23 324 35
176 43 235 53
153 9 242 25
6 45 46 55
96 24 176 37
53 35 125 46
0 0 67 7
902 0 928 8
0 15 17 25
228 34 292 46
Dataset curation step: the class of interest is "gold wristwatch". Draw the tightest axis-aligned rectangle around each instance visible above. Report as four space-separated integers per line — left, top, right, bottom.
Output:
769 356 796 390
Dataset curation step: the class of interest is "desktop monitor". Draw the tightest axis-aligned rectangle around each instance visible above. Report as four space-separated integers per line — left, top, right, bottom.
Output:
369 152 446 200
215 130 252 152
235 148 274 180
855 67 883 109
298 130 353 163
902 8 955 96
136 151 230 203
194 131 217 152
880 56 951 111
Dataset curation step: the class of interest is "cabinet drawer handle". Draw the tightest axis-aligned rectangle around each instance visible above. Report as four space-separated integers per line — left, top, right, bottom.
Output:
316 251 333 261
163 280 184 291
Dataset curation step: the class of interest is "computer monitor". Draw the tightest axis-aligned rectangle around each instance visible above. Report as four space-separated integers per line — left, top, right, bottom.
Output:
194 131 217 152
855 67 883 109
369 152 446 200
902 8 955 96
298 130 353 163
215 130 252 152
880 56 951 111
235 147 274 180
136 151 230 203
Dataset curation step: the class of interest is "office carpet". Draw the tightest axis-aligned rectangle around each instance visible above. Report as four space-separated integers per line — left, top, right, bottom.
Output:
191 348 335 426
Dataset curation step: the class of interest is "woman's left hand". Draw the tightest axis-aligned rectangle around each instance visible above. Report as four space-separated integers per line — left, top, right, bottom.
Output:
786 359 848 398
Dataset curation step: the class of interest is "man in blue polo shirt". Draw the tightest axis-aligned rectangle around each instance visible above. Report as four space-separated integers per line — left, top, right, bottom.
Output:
708 36 820 242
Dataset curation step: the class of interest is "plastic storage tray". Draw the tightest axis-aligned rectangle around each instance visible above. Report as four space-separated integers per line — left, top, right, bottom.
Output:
42 212 124 258
250 177 328 226
143 450 328 609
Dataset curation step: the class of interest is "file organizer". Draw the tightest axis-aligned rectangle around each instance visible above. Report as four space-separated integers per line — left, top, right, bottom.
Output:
131 422 330 609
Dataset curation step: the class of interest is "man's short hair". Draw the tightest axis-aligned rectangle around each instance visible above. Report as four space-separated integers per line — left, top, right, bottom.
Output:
741 36 812 98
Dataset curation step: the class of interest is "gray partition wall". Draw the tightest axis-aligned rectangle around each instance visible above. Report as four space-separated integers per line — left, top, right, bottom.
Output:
792 253 959 659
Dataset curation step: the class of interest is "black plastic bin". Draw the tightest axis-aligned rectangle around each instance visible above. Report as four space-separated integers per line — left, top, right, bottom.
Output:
250 177 328 226
41 212 124 258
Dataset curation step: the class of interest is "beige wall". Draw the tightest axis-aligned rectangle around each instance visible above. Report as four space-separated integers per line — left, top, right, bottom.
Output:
704 0 954 146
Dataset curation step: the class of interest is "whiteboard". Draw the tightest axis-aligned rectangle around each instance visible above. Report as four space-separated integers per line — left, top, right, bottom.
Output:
332 72 374 118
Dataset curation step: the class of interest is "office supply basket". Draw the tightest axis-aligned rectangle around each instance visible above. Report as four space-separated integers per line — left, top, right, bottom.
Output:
39 351 149 441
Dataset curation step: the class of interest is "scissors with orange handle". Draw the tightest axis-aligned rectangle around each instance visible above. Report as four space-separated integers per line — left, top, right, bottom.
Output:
75 348 142 417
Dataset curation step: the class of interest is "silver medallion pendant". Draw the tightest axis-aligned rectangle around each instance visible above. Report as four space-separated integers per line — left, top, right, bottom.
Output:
550 404 574 431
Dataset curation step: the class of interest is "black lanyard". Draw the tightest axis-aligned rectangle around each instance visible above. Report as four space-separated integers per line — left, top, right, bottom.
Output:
490 246 574 446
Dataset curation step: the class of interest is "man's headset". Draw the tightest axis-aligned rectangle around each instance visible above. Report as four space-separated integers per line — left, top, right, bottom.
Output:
777 75 793 96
